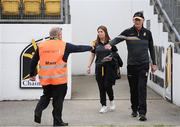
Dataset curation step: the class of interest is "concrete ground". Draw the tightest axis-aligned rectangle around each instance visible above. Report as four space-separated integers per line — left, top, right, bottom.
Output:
0 75 180 126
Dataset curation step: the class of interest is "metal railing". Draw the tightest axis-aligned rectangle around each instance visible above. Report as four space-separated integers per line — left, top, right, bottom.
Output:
151 0 180 42
160 0 180 37
0 0 71 24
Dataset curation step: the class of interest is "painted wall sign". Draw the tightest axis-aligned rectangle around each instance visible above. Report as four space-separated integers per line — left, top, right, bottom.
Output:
20 39 42 88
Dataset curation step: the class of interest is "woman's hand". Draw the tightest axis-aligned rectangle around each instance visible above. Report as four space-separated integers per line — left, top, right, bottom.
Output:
87 66 91 74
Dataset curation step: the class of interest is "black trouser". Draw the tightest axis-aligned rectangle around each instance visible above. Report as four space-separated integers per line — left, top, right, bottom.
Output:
34 84 67 126
96 64 114 106
127 64 149 115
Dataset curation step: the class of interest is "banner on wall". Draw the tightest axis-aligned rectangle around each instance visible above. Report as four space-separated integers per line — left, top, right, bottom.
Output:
150 46 165 88
165 45 173 101
149 45 173 102
146 19 173 102
20 38 48 89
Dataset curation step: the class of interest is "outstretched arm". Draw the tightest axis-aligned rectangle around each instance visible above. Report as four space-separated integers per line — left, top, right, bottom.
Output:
63 43 93 62
66 43 93 53
105 29 128 49
109 35 126 46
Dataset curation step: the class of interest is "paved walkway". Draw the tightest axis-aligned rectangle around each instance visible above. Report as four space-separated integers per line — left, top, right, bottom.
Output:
0 76 180 126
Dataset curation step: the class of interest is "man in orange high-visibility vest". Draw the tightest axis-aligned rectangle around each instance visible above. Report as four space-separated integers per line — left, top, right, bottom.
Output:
29 27 93 126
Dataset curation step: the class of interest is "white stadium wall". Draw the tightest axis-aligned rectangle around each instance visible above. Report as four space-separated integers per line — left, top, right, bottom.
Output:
0 24 72 100
0 40 2 101
70 0 132 75
70 0 166 75
173 53 180 106
70 0 161 75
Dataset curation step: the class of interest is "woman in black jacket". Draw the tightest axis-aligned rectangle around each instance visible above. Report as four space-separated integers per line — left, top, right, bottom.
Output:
87 25 122 113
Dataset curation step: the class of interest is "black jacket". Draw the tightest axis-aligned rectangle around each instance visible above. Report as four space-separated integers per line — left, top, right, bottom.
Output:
92 41 123 85
110 26 156 65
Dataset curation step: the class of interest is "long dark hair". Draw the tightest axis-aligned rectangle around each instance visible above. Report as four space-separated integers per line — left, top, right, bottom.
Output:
95 25 110 46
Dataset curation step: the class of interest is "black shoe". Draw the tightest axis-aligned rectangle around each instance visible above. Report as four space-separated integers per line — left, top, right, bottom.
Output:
131 111 138 117
34 115 41 124
138 114 147 121
54 122 68 126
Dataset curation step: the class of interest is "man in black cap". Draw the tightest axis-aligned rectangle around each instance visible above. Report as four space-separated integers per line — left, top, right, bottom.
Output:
105 11 157 121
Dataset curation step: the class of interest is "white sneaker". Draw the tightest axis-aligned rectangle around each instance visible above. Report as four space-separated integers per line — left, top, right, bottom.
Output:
99 106 109 113
109 100 115 111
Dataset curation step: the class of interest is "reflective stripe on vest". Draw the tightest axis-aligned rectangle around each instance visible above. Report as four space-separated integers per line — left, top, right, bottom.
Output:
39 73 67 79
39 63 67 69
38 40 67 86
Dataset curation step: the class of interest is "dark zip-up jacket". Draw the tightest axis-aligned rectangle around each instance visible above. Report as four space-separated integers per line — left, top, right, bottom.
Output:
92 41 123 84
92 41 113 65
109 26 156 65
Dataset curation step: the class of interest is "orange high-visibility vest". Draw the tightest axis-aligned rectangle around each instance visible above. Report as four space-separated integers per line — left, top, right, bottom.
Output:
38 39 67 86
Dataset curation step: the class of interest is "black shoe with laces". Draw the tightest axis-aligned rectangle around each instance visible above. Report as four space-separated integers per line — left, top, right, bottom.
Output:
131 111 138 117
138 114 147 121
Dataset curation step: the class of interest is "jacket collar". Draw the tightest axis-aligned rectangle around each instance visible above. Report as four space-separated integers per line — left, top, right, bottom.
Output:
132 25 145 33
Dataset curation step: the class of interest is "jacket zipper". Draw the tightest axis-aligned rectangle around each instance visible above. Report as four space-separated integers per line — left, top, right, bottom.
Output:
137 31 140 36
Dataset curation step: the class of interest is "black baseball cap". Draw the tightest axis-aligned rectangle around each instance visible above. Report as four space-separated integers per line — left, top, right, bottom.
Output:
133 11 144 20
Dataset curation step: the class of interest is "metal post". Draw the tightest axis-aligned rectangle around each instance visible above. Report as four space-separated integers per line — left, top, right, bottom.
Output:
64 0 70 24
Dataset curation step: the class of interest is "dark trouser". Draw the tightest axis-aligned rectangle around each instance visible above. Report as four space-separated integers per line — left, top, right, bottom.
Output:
34 84 67 126
96 78 114 106
127 64 149 115
96 64 114 106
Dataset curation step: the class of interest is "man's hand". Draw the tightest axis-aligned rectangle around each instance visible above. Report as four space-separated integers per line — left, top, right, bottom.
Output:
104 44 112 50
91 45 95 51
151 64 157 73
29 76 36 81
